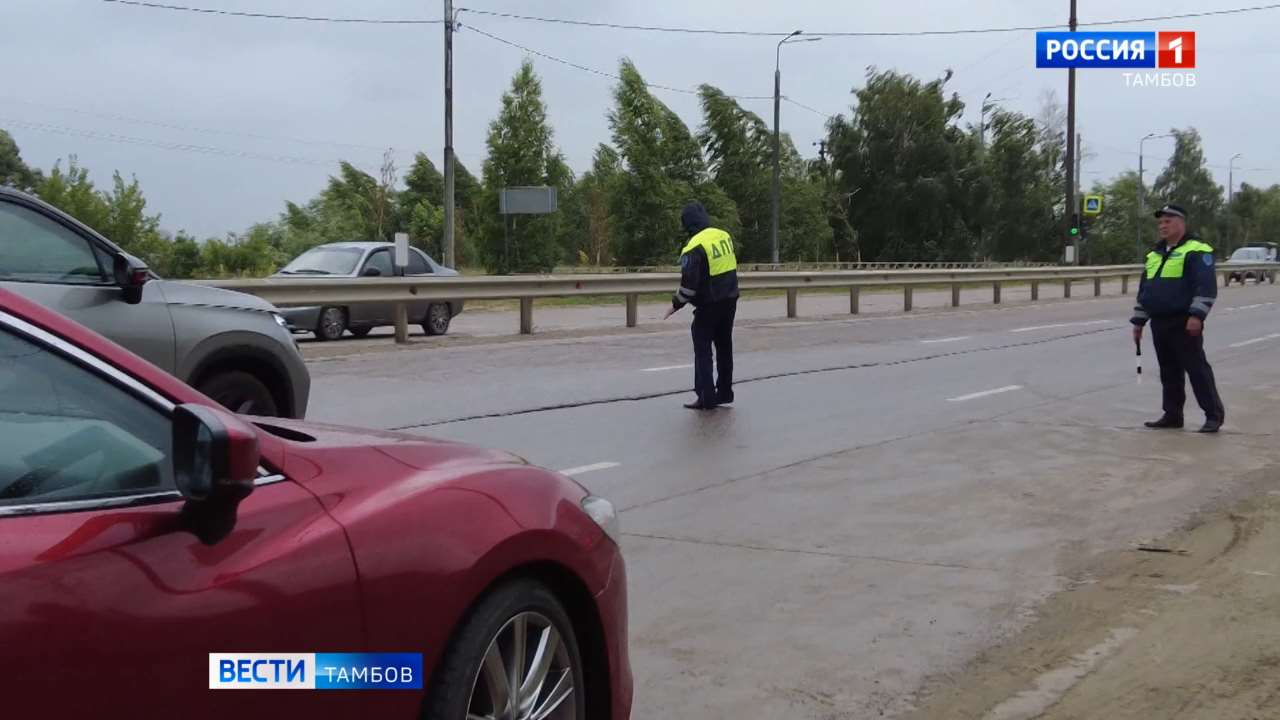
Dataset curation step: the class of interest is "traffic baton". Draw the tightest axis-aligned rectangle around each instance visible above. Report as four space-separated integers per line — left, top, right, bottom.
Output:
1135 337 1143 384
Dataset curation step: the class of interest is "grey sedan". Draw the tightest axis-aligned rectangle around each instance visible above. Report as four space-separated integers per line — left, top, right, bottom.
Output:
273 242 465 341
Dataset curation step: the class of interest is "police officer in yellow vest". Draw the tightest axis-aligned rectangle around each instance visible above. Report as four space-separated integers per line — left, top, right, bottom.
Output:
1131 203 1225 433
663 202 740 410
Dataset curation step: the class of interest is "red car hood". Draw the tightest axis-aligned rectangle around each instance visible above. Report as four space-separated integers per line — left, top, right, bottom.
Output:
248 417 528 491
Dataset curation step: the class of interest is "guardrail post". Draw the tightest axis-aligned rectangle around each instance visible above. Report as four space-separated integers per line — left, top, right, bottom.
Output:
1222 271 1230 286
904 286 913 312
519 297 534 335
1031 280 1040 301
625 293 638 328
1063 279 1072 298
993 281 1002 305
1121 275 1129 295
786 289 798 318
849 286 860 314
951 283 961 307
1094 277 1102 296
394 302 410 344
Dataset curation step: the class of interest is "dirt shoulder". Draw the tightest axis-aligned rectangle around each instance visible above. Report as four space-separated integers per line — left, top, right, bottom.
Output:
902 479 1280 720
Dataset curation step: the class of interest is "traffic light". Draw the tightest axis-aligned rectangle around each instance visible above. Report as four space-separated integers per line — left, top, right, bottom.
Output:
1069 213 1081 239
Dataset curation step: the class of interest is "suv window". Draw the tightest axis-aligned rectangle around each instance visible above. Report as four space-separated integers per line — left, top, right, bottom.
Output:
0 325 173 506
0 202 109 285
408 249 433 275
364 250 394 277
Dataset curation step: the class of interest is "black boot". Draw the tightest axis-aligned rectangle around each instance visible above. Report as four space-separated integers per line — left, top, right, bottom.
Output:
684 399 718 411
1144 415 1184 429
1198 417 1222 433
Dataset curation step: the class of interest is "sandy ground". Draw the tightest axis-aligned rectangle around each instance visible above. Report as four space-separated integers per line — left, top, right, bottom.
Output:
903 474 1280 720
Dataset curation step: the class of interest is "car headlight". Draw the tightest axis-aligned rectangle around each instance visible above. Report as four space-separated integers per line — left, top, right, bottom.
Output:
271 313 291 330
581 495 620 544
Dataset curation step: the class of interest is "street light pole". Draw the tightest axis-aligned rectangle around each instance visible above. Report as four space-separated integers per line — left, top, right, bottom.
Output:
1064 0 1078 264
1138 132 1172 250
770 30 819 265
1228 152 1242 250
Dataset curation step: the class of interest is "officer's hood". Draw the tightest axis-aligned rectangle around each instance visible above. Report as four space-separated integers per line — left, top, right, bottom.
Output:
681 203 711 235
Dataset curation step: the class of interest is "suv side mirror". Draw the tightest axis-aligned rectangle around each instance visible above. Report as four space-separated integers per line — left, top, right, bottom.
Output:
361 266 383 277
112 253 150 305
173 404 260 544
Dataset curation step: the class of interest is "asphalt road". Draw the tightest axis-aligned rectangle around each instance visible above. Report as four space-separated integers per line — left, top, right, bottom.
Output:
306 283 1280 719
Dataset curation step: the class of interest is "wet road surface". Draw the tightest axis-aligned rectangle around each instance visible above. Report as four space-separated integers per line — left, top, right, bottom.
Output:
306 283 1280 719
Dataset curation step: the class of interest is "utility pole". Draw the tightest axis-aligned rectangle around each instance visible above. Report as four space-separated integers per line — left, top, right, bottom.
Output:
1064 0 1078 265
442 0 456 268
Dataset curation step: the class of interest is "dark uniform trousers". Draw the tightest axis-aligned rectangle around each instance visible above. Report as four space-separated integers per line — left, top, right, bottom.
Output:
691 298 737 405
1150 314 1225 422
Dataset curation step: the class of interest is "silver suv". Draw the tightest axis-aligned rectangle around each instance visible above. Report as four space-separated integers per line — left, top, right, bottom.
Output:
0 187 310 418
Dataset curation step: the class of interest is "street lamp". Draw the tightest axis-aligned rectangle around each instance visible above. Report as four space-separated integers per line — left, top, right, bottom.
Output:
1138 132 1173 249
771 30 822 265
1228 152 1243 250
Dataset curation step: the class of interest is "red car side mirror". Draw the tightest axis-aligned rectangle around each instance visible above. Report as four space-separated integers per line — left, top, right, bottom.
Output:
173 404 260 545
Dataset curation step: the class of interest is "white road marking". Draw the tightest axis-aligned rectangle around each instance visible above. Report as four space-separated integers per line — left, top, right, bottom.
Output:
920 336 972 344
1009 319 1112 333
947 385 1023 402
1229 303 1270 312
640 364 693 372
984 627 1139 720
559 462 621 477
1229 333 1280 348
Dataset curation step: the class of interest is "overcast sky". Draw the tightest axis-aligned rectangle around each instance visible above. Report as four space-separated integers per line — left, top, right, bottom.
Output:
3 0 1276 240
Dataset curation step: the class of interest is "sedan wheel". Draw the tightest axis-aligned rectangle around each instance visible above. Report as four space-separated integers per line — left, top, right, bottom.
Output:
424 303 452 336
421 580 586 720
468 612 577 720
315 307 347 341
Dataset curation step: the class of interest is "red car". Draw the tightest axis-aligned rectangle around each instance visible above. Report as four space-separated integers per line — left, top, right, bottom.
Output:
0 288 630 719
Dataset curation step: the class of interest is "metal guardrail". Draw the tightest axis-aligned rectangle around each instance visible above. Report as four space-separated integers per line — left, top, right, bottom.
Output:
556 261 1057 274
203 263 1276 339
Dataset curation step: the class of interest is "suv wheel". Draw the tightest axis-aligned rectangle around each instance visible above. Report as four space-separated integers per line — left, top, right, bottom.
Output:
197 370 280 417
315 307 347 341
423 303 452 336
423 579 585 720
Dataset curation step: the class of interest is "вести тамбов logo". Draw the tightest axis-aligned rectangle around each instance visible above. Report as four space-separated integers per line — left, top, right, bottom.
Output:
1036 31 1196 88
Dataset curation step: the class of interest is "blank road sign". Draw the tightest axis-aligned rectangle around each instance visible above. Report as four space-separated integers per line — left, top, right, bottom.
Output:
499 187 558 215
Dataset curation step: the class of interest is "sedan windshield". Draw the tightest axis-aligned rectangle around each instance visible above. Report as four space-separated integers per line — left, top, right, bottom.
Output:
279 247 363 275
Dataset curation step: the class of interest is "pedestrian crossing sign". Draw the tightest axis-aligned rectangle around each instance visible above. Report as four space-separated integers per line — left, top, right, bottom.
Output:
1082 194 1103 216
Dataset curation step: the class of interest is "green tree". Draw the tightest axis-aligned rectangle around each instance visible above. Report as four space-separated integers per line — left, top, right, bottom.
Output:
827 69 978 262
1152 128 1223 246
165 231 204 279
0 129 40 191
399 152 446 257
479 60 571 273
980 109 1059 261
36 157 110 232
610 60 733 265
1080 172 1144 264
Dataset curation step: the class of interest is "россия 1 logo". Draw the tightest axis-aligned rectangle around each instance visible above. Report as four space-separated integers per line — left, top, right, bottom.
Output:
1036 31 1196 87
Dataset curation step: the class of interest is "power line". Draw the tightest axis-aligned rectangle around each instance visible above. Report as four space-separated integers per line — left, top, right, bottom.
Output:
458 3 1280 37
464 24 773 101
783 97 837 121
101 0 444 24
105 0 1280 34
1 117 374 169
2 97 405 155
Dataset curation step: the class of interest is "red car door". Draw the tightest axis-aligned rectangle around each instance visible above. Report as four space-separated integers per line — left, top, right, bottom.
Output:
0 314 372 717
